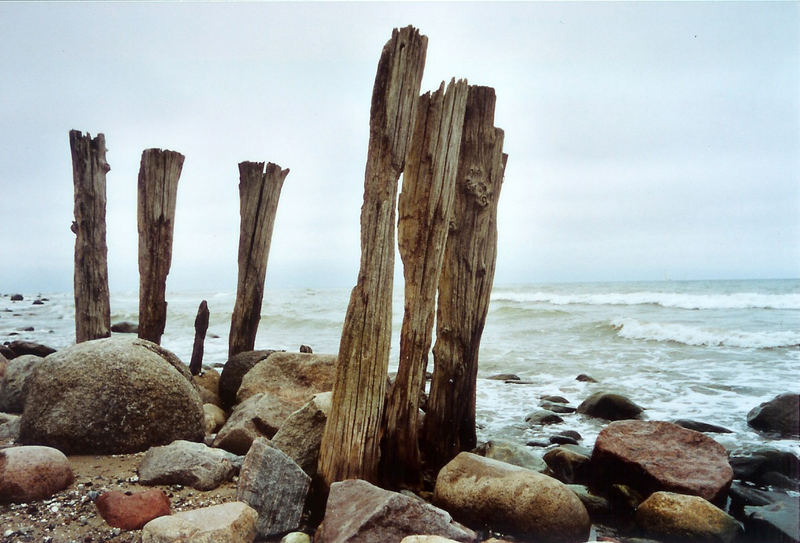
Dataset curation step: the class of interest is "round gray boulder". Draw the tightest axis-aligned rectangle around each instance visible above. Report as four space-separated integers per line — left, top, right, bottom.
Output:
19 336 204 454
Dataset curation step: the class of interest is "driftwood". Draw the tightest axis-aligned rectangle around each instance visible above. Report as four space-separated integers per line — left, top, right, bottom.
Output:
189 300 209 375
228 161 289 357
318 26 428 487
379 78 469 489
422 86 507 472
137 148 184 345
69 130 111 343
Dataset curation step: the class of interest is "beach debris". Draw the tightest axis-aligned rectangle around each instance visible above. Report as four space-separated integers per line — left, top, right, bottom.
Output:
19 336 204 454
138 440 241 491
591 420 734 505
270 391 331 477
228 162 289 357
318 25 428 488
636 491 741 543
576 391 643 421
137 148 185 345
95 488 171 530
141 501 257 543
236 437 309 539
69 130 111 343
746 392 800 438
433 452 590 542
0 445 74 502
315 478 476 543
189 300 209 375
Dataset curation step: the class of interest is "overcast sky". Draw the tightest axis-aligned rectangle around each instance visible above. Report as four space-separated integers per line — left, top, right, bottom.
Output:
1 2 798 293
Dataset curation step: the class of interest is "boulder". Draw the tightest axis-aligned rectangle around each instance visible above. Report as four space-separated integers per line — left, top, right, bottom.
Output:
5 340 56 358
577 391 643 420
591 420 733 505
281 533 312 543
236 437 310 539
110 321 139 334
10 294 23 301
524 409 564 426
575 374 598 383
96 489 171 530
316 479 477 543
540 401 576 414
472 439 547 472
566 484 612 517
19 336 205 454
673 419 733 434
0 445 73 502
0 351 7 378
142 501 258 543
270 392 331 476
236 352 336 413
433 452 590 542
544 446 591 484
744 492 799 543
204 404 227 434
747 393 800 438
138 440 241 490
213 393 279 455
194 368 221 407
218 350 275 409
541 395 569 403
0 354 44 413
636 491 740 543
730 449 799 488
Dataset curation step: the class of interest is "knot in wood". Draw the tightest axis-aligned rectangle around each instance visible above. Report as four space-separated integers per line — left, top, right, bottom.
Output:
464 166 491 207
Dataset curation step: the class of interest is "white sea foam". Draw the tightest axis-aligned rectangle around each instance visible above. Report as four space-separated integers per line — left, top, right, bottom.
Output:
492 290 800 310
610 317 800 349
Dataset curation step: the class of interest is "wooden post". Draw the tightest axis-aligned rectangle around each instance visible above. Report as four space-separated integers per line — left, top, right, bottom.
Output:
189 300 209 375
69 130 111 343
228 162 289 357
422 86 507 473
379 78 468 489
137 148 184 345
318 26 427 487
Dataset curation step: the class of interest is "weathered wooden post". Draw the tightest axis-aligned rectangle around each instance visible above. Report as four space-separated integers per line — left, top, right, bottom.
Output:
69 130 111 343
189 300 209 375
137 148 184 345
318 26 427 487
228 161 289 357
422 85 507 472
379 78 468 489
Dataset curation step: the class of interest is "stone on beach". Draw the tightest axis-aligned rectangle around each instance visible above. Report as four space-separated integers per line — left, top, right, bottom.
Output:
473 439 547 472
315 479 477 543
110 321 139 334
544 446 592 484
0 413 20 444
591 420 733 505
213 393 279 455
746 392 800 438
138 440 241 490
577 391 643 420
3 340 56 358
218 350 275 409
433 452 590 542
194 368 222 407
141 501 258 543
95 489 171 530
19 336 205 454
270 391 331 476
204 403 227 434
0 445 73 502
636 491 741 543
236 437 310 539
0 354 44 413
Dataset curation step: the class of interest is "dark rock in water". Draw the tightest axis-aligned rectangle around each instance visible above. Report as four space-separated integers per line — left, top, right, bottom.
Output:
577 391 643 421
299 344 312 353
10 294 22 301
110 321 139 334
747 393 800 438
730 449 800 486
760 471 800 491
729 481 774 510
544 446 591 484
592 420 734 506
744 492 800 543
487 373 520 381
540 400 576 414
218 350 275 409
505 379 535 385
0 354 45 413
558 430 582 441
5 340 55 358
550 434 579 446
17 327 34 332
576 373 598 383
525 409 564 426
673 419 733 434
526 440 550 448
0 345 13 359
541 394 569 403
32 300 44 306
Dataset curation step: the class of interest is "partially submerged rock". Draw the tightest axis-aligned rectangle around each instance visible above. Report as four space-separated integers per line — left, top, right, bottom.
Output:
747 393 800 438
577 391 643 421
636 491 740 543
473 439 547 472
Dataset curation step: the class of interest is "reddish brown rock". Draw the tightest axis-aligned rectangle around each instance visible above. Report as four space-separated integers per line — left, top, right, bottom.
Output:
0 445 74 502
592 420 733 505
96 488 171 530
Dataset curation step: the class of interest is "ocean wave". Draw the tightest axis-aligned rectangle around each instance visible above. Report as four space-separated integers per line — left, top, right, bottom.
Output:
610 317 800 349
492 291 800 310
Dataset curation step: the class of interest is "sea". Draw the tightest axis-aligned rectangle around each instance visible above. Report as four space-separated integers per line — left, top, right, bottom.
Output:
3 278 798 458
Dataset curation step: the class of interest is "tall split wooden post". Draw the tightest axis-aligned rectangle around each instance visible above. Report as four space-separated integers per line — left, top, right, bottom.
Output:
137 148 184 345
228 161 289 357
379 78 469 489
423 86 507 472
69 130 111 343
318 26 427 487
